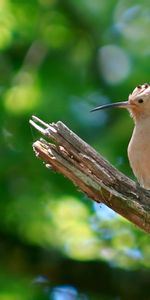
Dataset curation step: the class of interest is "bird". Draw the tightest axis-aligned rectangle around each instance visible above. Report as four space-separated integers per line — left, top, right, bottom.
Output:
91 83 150 190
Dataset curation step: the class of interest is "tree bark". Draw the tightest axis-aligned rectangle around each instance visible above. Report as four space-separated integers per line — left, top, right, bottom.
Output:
29 116 150 234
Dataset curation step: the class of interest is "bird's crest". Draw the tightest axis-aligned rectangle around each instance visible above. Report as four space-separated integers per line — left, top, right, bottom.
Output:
131 83 150 98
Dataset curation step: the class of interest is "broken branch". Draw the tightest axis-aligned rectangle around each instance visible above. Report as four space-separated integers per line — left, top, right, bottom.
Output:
29 116 150 234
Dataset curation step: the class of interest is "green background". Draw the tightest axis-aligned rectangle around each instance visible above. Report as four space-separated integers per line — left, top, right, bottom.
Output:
1 0 150 299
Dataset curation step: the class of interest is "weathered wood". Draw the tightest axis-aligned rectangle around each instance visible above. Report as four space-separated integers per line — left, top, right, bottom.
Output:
29 115 150 234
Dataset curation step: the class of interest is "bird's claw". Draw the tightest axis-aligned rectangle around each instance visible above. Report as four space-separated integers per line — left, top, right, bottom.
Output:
136 182 150 200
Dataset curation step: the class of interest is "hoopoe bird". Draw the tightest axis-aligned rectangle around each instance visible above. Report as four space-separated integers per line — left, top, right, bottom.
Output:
91 83 150 190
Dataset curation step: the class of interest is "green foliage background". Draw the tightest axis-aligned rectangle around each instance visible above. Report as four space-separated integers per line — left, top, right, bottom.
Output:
1 0 150 299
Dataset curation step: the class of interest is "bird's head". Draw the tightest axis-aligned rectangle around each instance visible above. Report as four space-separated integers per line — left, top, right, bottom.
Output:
91 83 150 122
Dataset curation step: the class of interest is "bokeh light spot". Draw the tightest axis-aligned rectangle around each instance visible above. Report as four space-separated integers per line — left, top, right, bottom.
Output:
4 72 41 114
0 0 15 49
98 44 131 84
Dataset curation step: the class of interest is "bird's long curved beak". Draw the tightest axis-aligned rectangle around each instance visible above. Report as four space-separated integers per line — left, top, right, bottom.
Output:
90 101 129 112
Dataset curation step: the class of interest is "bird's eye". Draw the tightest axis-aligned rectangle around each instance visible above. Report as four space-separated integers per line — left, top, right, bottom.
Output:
138 99 144 103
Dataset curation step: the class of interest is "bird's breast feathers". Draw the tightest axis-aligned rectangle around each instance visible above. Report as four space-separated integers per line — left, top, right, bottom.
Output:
128 125 150 189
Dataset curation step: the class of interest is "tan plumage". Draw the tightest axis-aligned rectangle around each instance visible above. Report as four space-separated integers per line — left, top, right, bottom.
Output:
91 83 150 189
